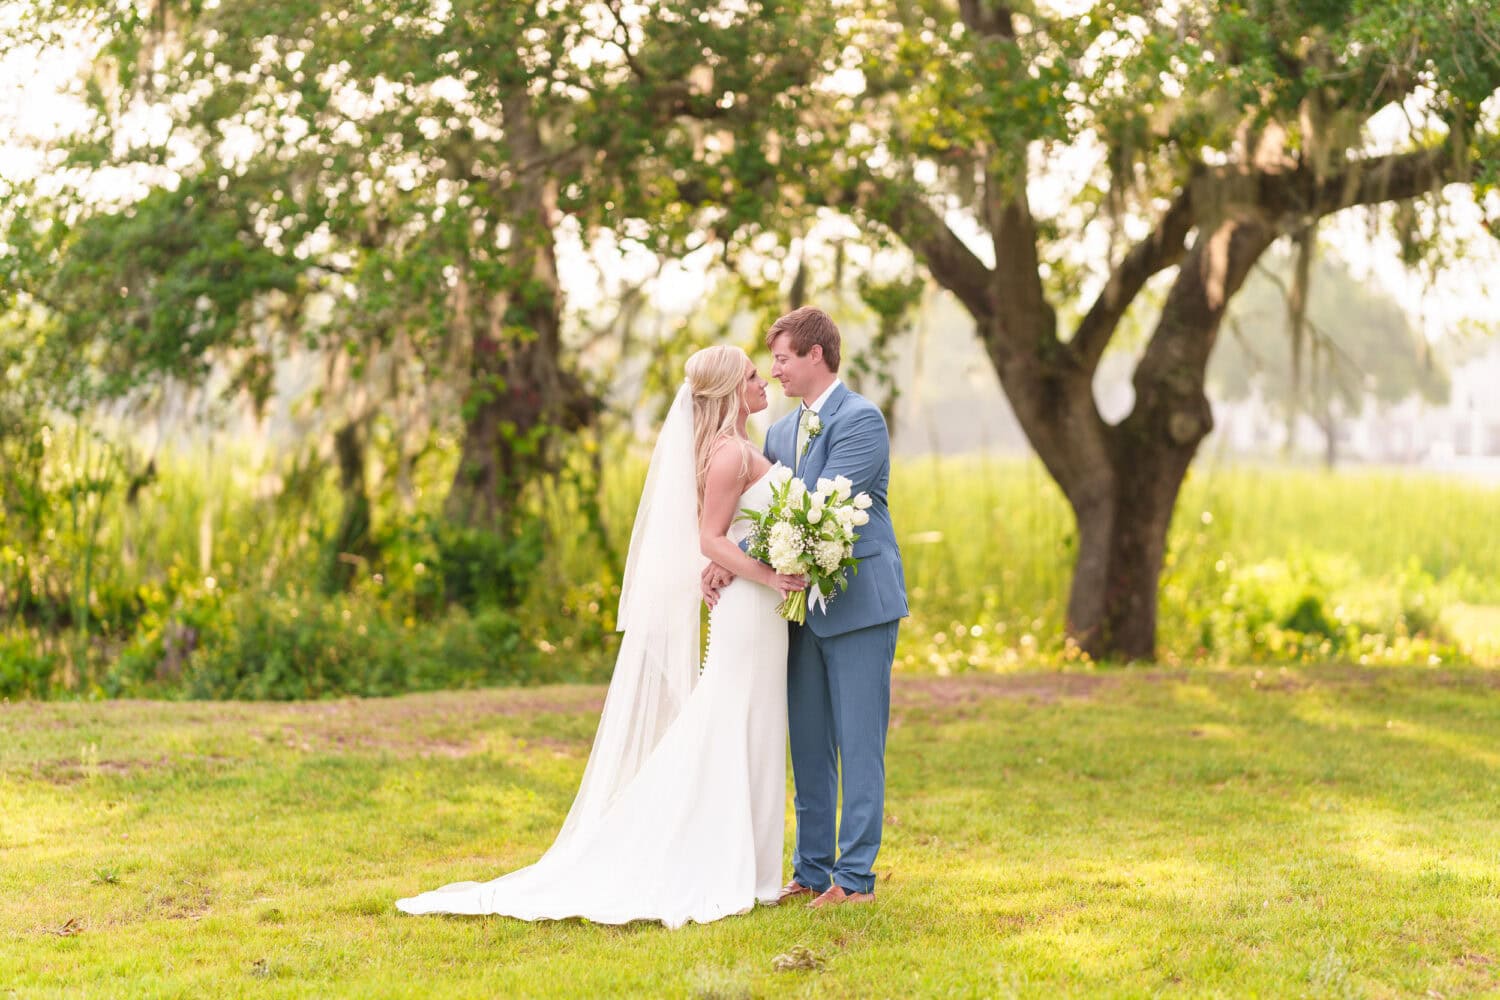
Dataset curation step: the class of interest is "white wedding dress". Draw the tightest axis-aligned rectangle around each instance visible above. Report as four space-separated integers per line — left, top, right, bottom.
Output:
396 463 788 928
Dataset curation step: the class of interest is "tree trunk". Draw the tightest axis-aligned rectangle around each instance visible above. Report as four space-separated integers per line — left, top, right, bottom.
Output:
444 333 594 531
995 219 1274 660
444 92 597 531
1319 409 1338 469
324 418 372 592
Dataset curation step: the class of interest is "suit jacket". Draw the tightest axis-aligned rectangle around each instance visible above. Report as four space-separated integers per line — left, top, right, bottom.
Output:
764 383 908 638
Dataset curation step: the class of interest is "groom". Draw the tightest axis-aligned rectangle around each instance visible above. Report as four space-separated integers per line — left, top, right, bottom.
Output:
706 306 908 908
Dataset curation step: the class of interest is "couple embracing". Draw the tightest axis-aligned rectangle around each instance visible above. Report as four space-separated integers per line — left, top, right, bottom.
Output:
397 307 908 927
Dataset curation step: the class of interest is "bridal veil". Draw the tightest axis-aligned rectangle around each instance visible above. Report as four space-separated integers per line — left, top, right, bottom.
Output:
547 382 705 853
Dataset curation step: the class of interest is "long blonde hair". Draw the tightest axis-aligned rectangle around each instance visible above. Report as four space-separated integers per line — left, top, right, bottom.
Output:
686 345 751 508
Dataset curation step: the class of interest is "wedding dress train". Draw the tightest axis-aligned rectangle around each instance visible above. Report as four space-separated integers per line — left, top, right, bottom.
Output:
396 468 787 928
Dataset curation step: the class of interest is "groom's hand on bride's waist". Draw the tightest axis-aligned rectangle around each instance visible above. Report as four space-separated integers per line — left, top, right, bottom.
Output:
701 562 735 607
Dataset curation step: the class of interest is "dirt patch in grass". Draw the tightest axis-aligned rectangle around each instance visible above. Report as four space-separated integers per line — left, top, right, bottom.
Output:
151 882 215 920
893 671 1117 707
30 754 179 785
12 667 1496 765
6 675 1130 765
256 687 607 757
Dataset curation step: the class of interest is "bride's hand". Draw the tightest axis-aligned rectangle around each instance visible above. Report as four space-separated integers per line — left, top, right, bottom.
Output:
770 573 808 600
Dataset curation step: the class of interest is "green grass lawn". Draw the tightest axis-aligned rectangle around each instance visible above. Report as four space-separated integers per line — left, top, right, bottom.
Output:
4 667 1499 998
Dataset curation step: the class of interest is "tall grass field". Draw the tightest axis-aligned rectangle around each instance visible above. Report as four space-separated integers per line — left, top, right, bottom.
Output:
537 456 1500 675
4 442 1499 699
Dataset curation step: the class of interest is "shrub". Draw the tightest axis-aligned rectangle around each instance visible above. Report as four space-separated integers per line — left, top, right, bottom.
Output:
100 588 539 700
374 515 543 618
182 591 411 699
1281 593 1336 638
0 633 56 699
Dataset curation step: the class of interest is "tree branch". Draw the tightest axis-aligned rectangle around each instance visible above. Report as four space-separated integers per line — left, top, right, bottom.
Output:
957 1 1058 358
826 171 996 323
602 0 648 82
983 179 1057 355
1066 138 1479 375
1209 139 1490 225
1069 185 1195 372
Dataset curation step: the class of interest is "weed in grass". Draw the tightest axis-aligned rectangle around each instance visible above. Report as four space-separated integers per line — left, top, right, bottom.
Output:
1308 945 1359 1000
687 963 755 999
770 944 826 972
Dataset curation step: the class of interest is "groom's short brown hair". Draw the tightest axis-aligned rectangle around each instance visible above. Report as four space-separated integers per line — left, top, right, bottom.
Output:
765 306 841 372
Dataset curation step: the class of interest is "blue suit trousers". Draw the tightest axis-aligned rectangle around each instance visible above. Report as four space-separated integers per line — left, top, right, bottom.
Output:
787 618 900 895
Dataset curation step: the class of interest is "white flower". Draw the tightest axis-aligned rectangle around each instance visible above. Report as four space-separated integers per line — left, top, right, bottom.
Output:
832 475 853 500
850 509 870 526
807 507 823 524
815 539 844 574
770 465 794 486
835 506 855 528
787 478 807 504
816 477 835 496
853 492 873 510
806 413 822 435
768 521 804 572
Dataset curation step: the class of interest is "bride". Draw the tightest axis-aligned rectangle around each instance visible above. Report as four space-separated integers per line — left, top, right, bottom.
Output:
396 345 806 927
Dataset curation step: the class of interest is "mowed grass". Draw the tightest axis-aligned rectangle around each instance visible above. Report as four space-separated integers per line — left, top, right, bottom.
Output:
4 667 1500 997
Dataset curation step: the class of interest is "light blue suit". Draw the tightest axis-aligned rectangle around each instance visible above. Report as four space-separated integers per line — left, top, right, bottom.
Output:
764 383 908 895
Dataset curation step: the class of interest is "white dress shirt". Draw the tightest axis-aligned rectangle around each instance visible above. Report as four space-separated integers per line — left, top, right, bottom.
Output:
796 378 842 472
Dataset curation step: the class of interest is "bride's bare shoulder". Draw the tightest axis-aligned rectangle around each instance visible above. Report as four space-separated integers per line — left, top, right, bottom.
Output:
705 437 769 492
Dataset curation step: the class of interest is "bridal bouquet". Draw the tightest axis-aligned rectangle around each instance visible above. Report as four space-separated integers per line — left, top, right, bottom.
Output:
740 467 872 624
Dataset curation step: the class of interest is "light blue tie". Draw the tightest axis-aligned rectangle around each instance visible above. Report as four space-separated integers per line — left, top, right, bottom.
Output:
795 406 811 473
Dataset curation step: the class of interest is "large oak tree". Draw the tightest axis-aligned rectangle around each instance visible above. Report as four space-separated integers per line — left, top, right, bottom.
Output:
795 0 1500 657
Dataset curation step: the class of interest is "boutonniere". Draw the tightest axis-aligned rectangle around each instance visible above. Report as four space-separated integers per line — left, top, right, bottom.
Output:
801 413 822 457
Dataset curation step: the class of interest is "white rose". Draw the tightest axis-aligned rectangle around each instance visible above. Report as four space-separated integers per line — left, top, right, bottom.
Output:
806 414 822 434
853 492 873 510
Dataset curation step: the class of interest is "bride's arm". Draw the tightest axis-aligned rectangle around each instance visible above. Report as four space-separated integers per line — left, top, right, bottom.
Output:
699 447 804 598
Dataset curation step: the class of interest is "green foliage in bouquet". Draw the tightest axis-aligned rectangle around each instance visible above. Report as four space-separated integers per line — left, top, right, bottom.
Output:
739 468 871 624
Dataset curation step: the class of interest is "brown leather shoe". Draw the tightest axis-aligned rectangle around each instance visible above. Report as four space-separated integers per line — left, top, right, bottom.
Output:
773 880 815 905
807 884 875 909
